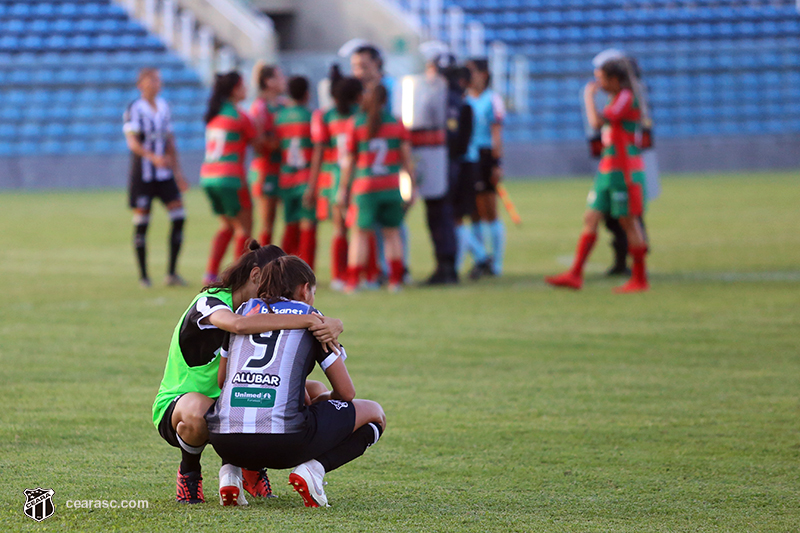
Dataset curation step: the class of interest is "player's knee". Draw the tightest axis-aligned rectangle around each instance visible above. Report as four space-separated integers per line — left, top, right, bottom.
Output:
365 400 386 430
177 412 208 439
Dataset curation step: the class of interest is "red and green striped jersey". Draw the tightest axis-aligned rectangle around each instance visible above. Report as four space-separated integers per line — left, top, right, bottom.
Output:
200 101 257 188
311 105 357 192
598 89 644 183
247 97 276 178
345 110 410 195
275 104 313 191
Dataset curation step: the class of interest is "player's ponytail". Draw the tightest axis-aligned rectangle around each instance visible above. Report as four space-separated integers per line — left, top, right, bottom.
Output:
204 242 287 294
205 71 242 124
334 76 363 116
364 83 387 140
258 256 317 305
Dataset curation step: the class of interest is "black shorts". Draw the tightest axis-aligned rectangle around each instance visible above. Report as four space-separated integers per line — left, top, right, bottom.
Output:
474 148 497 194
156 394 184 449
452 160 477 219
209 399 356 471
129 176 181 210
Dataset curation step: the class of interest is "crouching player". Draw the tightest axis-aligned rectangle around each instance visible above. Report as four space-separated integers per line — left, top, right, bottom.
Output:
207 256 386 508
545 58 649 293
152 242 344 504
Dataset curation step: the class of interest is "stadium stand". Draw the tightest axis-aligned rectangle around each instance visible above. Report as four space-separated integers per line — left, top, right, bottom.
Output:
395 0 800 143
0 0 207 157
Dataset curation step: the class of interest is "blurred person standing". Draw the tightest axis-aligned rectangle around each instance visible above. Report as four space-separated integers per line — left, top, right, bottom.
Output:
200 72 266 284
546 58 649 293
274 76 317 269
463 58 506 279
349 43 410 284
306 66 364 290
584 49 654 276
407 46 462 285
123 68 188 288
248 63 287 246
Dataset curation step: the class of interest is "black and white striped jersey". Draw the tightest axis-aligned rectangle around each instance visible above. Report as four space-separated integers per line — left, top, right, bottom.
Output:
123 97 174 182
206 298 347 435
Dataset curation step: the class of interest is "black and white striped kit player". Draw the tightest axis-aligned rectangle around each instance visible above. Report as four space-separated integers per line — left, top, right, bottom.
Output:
207 298 347 435
123 97 181 210
122 71 187 287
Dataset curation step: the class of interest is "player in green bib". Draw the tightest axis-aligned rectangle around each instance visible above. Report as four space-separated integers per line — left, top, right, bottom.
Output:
153 242 344 504
275 77 317 269
338 83 417 293
307 67 364 290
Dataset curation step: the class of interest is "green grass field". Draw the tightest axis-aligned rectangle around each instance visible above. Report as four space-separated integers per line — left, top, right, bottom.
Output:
1 172 799 532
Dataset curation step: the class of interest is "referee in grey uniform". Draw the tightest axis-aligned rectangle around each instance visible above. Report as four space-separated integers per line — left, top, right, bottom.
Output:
123 68 188 287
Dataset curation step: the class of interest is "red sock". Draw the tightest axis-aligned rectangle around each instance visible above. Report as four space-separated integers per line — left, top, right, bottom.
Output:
259 230 272 246
298 226 317 270
234 235 248 258
630 245 648 283
282 223 300 256
331 235 348 282
389 259 404 285
346 265 362 288
207 227 233 277
570 232 597 277
366 232 379 282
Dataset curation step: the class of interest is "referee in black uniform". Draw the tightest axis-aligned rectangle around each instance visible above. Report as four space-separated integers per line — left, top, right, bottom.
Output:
123 68 188 287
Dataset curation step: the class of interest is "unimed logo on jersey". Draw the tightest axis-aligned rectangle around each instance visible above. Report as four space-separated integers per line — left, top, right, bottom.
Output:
23 487 55 522
230 387 276 408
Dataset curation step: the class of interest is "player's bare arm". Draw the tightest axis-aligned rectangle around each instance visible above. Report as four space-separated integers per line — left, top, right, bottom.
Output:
337 152 354 208
125 132 168 168
204 309 342 354
165 135 189 192
399 140 418 205
322 357 355 402
584 82 603 130
304 143 325 208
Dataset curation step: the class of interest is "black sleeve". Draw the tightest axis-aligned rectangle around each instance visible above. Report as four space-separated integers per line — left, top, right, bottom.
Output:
452 103 473 158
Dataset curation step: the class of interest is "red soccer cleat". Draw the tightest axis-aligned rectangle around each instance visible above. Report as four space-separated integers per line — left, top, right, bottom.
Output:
176 468 204 504
613 278 650 293
545 271 583 290
243 468 275 498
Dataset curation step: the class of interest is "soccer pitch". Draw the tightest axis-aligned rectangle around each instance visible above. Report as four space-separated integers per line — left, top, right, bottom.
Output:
1 172 798 532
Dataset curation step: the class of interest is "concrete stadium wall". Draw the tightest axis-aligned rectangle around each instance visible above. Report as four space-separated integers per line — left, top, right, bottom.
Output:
1 135 798 190
251 0 420 53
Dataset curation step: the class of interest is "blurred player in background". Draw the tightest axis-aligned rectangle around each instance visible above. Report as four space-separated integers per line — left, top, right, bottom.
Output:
339 83 416 292
248 63 287 246
409 47 459 285
546 58 649 293
123 68 188 288
441 64 474 284
349 44 410 284
200 72 265 285
464 58 506 279
307 66 364 290
207 256 385 509
275 76 317 268
152 242 343 504
585 50 652 276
